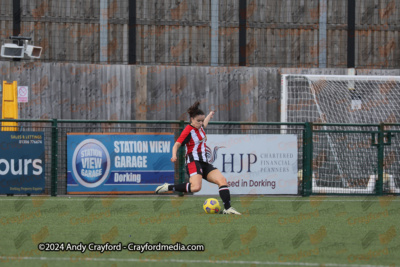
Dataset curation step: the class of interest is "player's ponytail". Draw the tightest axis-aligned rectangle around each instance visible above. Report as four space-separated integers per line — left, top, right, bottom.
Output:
187 101 205 118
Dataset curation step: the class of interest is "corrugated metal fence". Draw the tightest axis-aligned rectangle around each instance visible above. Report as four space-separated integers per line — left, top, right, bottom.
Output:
0 61 364 121
1 0 400 68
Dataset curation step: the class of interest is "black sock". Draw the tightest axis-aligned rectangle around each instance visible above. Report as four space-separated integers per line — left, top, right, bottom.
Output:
168 183 191 193
219 185 231 209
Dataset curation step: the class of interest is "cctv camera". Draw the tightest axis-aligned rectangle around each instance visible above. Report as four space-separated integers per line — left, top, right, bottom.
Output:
1 43 25 58
25 45 42 58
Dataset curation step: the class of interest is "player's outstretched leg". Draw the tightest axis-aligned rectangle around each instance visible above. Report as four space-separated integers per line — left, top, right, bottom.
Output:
155 183 170 194
155 183 192 194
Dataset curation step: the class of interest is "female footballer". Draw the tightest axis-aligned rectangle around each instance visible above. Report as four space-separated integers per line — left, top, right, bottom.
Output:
155 101 241 215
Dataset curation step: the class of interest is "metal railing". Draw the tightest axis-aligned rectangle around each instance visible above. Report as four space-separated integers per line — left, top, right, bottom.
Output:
0 119 398 196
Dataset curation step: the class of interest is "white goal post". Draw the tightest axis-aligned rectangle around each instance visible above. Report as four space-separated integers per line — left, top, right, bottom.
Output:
281 74 400 194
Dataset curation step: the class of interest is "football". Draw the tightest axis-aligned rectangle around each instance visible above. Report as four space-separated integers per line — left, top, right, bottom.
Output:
203 198 221 214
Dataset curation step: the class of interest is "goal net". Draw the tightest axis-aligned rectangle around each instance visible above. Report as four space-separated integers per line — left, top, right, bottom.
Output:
281 75 400 194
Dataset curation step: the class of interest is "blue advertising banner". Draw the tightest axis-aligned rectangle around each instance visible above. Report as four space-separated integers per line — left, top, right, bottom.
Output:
67 133 174 194
0 132 45 194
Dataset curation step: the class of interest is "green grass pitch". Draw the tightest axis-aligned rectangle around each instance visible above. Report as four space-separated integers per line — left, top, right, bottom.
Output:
0 195 399 267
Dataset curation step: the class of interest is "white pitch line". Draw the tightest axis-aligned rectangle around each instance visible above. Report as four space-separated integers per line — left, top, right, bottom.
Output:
0 255 393 267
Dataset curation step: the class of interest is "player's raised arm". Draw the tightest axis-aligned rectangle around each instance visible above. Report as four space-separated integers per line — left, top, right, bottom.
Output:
203 110 215 128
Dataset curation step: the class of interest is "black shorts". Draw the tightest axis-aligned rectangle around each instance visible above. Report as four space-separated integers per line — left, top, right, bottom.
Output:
186 161 217 180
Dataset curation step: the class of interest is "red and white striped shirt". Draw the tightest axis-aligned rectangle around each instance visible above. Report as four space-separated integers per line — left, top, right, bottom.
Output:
177 125 207 163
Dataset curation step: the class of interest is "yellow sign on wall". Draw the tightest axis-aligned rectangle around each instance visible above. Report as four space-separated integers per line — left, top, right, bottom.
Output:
2 81 19 131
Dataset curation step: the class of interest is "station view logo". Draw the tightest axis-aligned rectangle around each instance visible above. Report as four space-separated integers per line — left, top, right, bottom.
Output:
72 139 110 188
